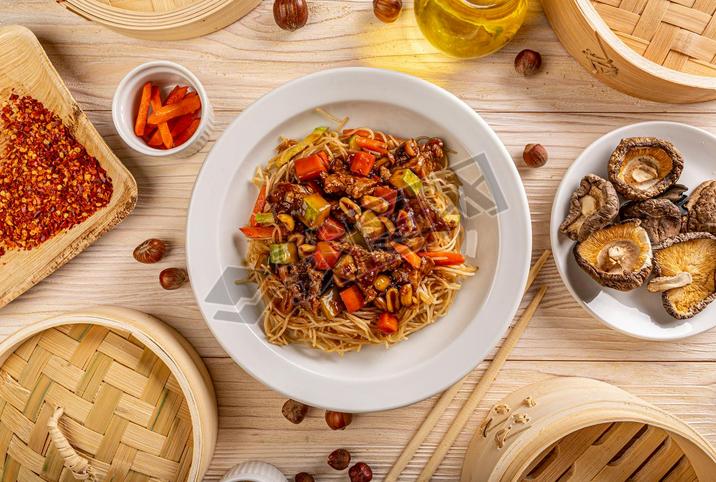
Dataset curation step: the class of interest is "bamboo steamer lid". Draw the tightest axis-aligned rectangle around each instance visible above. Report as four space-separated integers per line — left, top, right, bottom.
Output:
56 0 260 41
541 0 716 103
0 306 217 481
461 377 716 481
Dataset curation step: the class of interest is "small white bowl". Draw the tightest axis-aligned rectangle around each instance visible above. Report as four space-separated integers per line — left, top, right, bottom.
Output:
112 61 213 158
219 461 286 482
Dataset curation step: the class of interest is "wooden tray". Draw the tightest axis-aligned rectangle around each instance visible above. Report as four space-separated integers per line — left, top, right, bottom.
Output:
541 0 716 103
0 25 137 309
57 0 261 40
0 306 218 481
462 377 716 481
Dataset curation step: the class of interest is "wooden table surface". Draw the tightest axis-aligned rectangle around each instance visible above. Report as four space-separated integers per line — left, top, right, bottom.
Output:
3 1 716 480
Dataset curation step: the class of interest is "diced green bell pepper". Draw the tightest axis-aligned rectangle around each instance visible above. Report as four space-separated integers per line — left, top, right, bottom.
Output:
389 168 423 197
300 192 331 228
270 243 298 264
275 127 329 167
254 212 275 225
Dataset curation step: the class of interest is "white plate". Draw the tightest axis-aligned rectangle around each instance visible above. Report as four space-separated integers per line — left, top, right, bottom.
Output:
187 67 531 412
551 121 716 341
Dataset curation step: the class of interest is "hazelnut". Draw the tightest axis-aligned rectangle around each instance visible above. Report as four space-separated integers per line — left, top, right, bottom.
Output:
282 399 309 424
515 49 542 76
273 0 308 31
325 410 352 430
133 238 166 264
523 143 548 168
294 473 314 482
327 448 351 470
349 462 373 482
373 0 402 23
159 267 188 290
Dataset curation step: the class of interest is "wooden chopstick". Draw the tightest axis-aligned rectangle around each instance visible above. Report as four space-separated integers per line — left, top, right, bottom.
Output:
385 249 551 482
417 284 548 481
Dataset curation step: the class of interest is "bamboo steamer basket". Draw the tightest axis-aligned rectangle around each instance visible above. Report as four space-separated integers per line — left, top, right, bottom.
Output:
56 0 260 41
461 377 716 481
0 306 217 481
541 0 716 103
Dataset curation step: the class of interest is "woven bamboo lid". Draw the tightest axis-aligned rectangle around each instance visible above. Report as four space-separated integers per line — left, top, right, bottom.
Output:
541 0 716 103
591 0 716 77
0 307 217 481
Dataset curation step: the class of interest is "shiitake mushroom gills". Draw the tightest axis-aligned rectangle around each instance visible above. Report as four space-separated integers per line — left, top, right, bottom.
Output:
560 174 619 242
685 180 716 235
573 220 653 291
608 137 684 201
650 233 716 319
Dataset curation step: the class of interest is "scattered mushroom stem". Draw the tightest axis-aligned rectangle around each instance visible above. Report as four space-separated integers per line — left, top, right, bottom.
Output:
648 272 693 293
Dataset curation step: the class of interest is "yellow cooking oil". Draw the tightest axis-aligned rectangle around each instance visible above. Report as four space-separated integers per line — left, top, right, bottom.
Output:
414 0 528 59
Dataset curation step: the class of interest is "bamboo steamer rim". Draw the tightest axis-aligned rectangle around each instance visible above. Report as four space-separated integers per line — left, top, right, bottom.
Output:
461 377 716 481
62 0 227 23
58 0 260 39
576 0 716 90
0 306 218 482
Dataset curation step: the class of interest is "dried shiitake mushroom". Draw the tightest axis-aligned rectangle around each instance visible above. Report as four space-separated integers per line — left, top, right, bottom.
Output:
685 180 716 235
607 137 684 201
657 183 689 205
573 220 653 291
620 198 682 245
560 174 619 241
650 232 716 319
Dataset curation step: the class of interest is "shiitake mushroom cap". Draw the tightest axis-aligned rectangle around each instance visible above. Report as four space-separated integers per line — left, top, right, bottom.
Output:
607 137 684 201
652 232 716 319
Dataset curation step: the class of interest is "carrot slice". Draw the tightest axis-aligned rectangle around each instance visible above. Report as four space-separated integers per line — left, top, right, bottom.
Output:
165 85 189 105
148 93 201 125
249 184 267 227
340 286 364 313
173 118 200 146
169 114 194 137
419 251 465 266
149 86 174 149
391 241 421 269
134 81 152 137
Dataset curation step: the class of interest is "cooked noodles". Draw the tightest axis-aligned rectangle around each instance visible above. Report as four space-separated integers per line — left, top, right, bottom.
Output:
240 120 476 353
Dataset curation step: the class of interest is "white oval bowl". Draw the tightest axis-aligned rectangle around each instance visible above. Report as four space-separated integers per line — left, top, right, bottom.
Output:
550 121 716 341
187 67 531 412
112 60 213 158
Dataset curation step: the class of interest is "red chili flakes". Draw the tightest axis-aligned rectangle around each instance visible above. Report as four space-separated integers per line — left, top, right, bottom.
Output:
0 94 113 256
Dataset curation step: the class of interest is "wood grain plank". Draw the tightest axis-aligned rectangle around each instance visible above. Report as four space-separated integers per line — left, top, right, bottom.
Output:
3 2 716 481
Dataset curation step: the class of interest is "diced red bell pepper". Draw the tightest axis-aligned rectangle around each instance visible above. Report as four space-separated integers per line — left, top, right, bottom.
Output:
377 312 399 334
372 186 397 213
340 286 364 313
239 225 275 239
295 152 329 181
350 151 376 176
419 251 466 266
317 217 346 241
314 241 342 270
249 185 268 227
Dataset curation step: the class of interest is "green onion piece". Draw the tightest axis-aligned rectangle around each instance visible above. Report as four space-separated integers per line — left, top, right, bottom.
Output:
254 212 275 225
